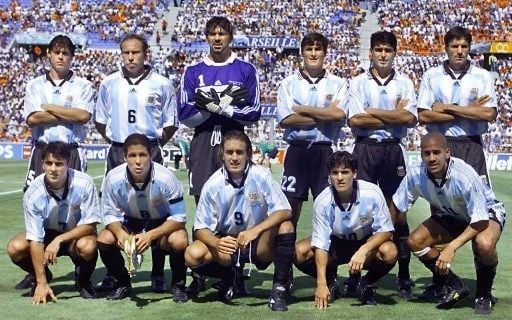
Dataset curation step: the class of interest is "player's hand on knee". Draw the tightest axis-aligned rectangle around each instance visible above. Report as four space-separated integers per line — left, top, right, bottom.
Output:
435 247 455 275
44 241 61 265
237 229 258 250
218 236 238 255
348 248 367 274
135 233 152 253
314 284 330 309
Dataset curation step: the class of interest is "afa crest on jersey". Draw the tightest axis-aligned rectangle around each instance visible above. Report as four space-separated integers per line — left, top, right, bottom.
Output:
453 195 465 205
359 214 371 226
152 196 165 207
247 192 262 205
146 95 156 105
468 88 479 102
64 95 73 106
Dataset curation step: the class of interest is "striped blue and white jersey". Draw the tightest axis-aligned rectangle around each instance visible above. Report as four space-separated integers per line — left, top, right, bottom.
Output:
311 180 394 251
179 53 260 128
417 62 497 136
276 70 349 144
348 69 417 139
194 164 291 235
102 162 186 226
393 157 505 225
23 71 95 144
95 67 177 143
24 169 100 242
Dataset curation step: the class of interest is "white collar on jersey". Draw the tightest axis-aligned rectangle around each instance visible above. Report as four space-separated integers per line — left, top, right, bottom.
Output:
203 52 237 66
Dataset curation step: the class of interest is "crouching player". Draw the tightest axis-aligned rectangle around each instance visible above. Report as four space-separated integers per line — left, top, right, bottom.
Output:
392 132 505 315
294 151 397 308
7 142 101 304
97 133 189 302
184 131 295 311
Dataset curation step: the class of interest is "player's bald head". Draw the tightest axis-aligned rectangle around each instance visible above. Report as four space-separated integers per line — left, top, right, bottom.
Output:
421 132 447 150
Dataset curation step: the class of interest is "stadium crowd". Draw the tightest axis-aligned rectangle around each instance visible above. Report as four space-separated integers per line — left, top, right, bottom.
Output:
0 0 511 153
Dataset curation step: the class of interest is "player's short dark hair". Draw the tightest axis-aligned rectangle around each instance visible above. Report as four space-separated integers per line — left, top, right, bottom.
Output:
421 132 448 149
328 151 357 172
444 26 472 47
370 30 397 51
220 130 253 162
124 133 152 155
42 142 71 163
301 32 328 53
48 35 75 56
205 16 233 38
120 34 149 52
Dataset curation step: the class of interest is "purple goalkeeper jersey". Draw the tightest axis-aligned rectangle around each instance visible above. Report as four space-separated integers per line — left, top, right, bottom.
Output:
178 53 261 130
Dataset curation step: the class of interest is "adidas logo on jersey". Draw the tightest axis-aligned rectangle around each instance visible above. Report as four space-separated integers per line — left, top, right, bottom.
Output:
137 193 146 198
342 215 350 221
214 80 222 86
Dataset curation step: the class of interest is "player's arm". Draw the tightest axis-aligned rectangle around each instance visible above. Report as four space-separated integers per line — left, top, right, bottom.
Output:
195 228 238 256
417 107 456 124
135 219 185 253
29 240 57 304
237 209 292 249
436 220 488 273
292 99 345 123
44 224 96 264
314 248 330 309
159 125 178 146
435 99 496 122
348 232 392 275
178 68 210 128
41 104 92 124
25 111 60 126
365 104 416 126
106 221 130 249
94 122 111 144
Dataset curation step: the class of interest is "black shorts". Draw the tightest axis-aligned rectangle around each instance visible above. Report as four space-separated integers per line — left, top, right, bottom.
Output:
43 229 77 257
328 235 371 266
24 142 84 192
188 130 222 196
352 137 406 198
430 215 468 239
123 216 168 247
446 136 488 184
106 140 163 174
216 233 269 270
282 142 333 200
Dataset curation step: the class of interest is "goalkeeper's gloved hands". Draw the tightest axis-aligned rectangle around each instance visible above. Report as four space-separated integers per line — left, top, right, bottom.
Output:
221 84 248 106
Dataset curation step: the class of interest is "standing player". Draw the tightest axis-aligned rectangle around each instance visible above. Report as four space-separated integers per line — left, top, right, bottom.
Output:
94 34 177 293
276 32 348 228
7 142 101 304
97 133 188 302
417 26 497 184
184 131 295 311
347 31 417 299
18 34 95 290
294 151 397 308
392 132 505 315
178 16 260 294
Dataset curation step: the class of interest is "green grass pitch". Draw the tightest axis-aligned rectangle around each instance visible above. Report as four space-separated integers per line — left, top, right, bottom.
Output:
0 160 510 319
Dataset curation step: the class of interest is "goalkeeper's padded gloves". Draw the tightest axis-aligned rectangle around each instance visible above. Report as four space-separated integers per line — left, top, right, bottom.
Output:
222 84 248 106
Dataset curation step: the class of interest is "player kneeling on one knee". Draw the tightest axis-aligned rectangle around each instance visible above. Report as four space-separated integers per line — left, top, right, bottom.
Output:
392 132 505 315
294 151 397 308
7 142 101 304
184 131 295 311
97 133 189 302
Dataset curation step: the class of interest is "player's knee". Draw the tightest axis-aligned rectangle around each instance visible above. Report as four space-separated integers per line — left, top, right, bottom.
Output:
168 230 189 252
97 228 115 245
278 220 295 234
76 236 97 259
474 236 497 257
184 243 205 267
294 239 312 263
378 241 398 264
407 232 427 252
7 237 28 261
